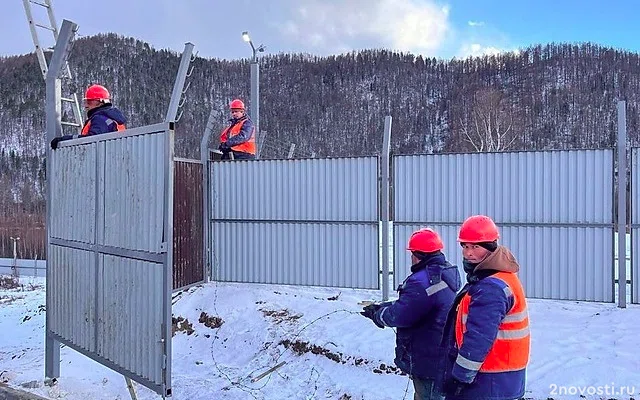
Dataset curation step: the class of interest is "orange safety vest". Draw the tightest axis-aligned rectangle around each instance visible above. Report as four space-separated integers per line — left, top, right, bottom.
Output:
81 118 126 136
220 119 256 155
455 271 530 372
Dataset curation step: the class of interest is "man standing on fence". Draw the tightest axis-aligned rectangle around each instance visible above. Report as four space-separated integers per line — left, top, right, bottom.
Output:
218 99 256 160
50 84 127 150
441 215 530 400
361 228 461 400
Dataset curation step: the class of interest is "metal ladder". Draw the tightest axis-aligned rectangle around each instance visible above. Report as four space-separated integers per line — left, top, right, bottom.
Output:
23 0 83 133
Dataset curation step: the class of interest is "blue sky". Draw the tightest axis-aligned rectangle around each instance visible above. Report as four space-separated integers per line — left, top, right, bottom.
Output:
1 0 638 61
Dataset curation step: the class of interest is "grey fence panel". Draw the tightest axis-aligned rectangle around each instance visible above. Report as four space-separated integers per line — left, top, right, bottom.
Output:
0 258 46 276
212 157 378 221
210 157 379 289
97 254 164 385
100 134 166 253
213 222 378 288
393 150 614 302
47 124 173 396
48 245 96 352
632 148 640 304
50 144 96 243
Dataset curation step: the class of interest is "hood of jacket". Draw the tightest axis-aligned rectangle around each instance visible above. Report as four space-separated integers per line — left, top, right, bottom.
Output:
472 245 520 273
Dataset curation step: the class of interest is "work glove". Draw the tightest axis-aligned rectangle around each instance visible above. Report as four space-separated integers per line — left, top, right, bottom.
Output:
50 137 63 150
442 377 470 397
360 304 385 329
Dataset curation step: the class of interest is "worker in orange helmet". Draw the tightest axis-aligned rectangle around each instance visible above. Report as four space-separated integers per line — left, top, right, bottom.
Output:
218 99 256 160
441 215 530 400
50 84 126 150
361 227 461 400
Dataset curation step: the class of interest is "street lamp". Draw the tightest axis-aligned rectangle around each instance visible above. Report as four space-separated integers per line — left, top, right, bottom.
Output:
241 31 265 154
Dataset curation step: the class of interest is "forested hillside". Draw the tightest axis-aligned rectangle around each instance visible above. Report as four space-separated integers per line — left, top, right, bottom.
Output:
1 34 639 257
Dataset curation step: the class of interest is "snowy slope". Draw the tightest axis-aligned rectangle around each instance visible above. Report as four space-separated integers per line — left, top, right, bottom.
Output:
1 276 640 400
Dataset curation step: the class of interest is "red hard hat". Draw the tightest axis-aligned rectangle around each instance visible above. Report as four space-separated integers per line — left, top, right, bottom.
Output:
406 228 444 253
229 99 245 110
457 215 500 243
84 84 110 101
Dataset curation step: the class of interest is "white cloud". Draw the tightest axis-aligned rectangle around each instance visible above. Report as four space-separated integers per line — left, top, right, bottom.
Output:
468 21 485 27
457 43 519 59
278 0 451 56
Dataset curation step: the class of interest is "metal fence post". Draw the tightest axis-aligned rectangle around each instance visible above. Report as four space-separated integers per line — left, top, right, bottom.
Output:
45 18 77 383
617 100 627 308
381 116 392 301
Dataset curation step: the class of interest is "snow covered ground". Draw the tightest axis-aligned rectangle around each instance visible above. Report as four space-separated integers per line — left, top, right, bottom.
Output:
1 274 639 400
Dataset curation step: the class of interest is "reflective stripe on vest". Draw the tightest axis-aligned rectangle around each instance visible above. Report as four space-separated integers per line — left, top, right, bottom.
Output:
455 271 530 373
81 118 126 136
219 118 256 155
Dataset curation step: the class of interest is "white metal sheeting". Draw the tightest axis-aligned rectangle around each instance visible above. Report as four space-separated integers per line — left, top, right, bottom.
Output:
393 149 614 302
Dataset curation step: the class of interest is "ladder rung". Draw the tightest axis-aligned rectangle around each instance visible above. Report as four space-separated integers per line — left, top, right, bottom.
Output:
29 0 50 8
35 23 55 31
61 121 81 127
61 97 76 102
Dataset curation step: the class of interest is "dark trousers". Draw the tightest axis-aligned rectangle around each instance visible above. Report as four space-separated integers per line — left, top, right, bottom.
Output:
414 378 445 400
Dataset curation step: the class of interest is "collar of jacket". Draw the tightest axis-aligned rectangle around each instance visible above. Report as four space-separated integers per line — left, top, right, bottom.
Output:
410 251 446 273
87 103 112 119
463 260 500 283
228 115 247 124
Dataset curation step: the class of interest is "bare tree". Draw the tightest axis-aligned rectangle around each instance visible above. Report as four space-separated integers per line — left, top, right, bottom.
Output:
459 89 519 152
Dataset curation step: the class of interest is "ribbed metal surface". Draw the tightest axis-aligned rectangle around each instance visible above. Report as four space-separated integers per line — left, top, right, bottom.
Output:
394 224 612 301
209 157 379 288
393 150 614 302
100 134 166 253
97 254 164 385
50 144 96 242
213 222 378 288
48 245 96 351
394 150 613 224
174 160 204 290
46 125 173 396
211 157 378 221
632 148 640 304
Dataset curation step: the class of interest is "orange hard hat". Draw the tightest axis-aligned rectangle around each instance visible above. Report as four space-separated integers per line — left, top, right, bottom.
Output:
406 228 444 253
229 99 245 110
457 215 500 243
84 84 110 101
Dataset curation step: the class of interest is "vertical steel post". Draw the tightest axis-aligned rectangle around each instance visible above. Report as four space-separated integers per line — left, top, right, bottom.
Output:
381 116 392 301
165 42 195 123
200 107 217 282
617 100 627 308
250 62 260 137
45 18 77 382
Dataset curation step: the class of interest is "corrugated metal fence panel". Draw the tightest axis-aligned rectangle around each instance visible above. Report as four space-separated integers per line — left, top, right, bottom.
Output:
48 245 96 352
210 157 379 289
394 150 613 224
50 144 96 243
211 157 378 221
100 134 166 253
97 254 164 385
393 150 614 302
47 125 173 396
213 222 378 288
173 160 204 290
632 148 640 304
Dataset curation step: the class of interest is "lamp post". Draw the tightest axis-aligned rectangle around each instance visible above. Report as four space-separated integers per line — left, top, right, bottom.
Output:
10 236 20 276
241 31 265 145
